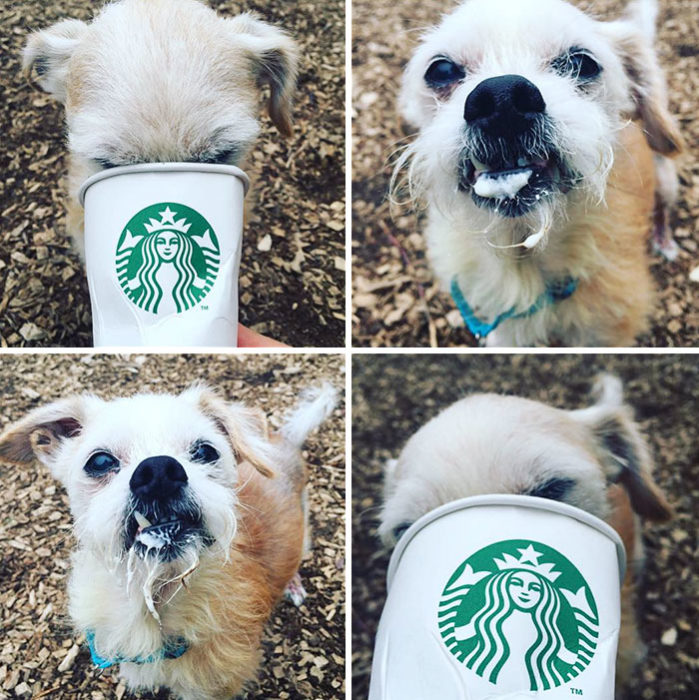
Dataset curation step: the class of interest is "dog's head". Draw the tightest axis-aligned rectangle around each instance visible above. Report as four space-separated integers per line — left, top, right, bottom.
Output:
395 0 681 243
379 375 672 545
0 386 275 574
23 0 298 170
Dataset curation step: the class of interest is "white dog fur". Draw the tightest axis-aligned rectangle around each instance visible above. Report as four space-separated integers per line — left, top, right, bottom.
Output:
0 383 337 700
23 0 298 257
379 375 672 694
394 0 682 346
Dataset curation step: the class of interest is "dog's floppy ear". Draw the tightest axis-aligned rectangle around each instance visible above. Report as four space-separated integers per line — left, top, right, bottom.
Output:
190 386 276 478
571 374 673 522
23 19 88 103
0 397 87 482
602 7 683 156
229 13 299 137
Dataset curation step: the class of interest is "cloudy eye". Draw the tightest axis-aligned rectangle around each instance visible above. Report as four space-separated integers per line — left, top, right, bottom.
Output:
424 57 465 89
190 440 220 464
84 451 120 477
553 48 602 82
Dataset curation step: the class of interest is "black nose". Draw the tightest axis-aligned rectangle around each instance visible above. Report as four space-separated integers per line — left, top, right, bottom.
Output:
130 456 188 503
464 74 546 138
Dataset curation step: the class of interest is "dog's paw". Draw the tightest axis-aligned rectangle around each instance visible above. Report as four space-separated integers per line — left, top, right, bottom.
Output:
283 572 307 607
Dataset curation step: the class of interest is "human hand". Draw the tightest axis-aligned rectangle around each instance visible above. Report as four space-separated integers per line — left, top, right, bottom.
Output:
237 323 289 348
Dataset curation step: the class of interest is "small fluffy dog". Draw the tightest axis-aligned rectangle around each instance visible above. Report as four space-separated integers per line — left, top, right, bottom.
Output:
395 0 683 346
379 375 672 696
0 383 336 700
23 0 298 257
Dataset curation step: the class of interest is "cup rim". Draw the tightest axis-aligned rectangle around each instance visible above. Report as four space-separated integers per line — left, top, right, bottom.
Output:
78 162 251 206
387 494 627 588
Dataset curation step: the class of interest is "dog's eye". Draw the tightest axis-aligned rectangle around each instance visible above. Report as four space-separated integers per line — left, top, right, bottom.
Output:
93 158 118 169
392 522 412 541
528 478 575 501
553 48 602 82
201 146 240 165
190 441 220 464
84 451 120 477
424 58 465 89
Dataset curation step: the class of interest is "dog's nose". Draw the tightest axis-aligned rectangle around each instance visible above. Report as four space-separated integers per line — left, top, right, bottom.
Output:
130 456 188 502
464 75 546 138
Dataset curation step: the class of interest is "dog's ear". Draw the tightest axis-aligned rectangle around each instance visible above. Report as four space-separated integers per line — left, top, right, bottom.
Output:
228 13 299 137
189 386 276 478
570 374 673 522
0 397 87 482
23 19 88 103
602 9 683 156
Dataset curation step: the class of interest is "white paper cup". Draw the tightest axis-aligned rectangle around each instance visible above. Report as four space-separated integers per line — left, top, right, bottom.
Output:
78 163 249 347
369 495 626 700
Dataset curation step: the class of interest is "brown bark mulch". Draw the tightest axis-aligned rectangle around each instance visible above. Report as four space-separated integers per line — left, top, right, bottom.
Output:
0 353 345 699
0 0 345 348
352 0 699 347
352 354 698 699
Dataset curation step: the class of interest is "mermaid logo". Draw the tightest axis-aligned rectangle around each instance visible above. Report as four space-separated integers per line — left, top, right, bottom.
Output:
116 203 220 314
438 540 599 691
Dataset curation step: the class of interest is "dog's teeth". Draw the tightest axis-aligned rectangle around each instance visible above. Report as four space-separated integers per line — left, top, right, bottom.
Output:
470 156 490 172
134 511 152 529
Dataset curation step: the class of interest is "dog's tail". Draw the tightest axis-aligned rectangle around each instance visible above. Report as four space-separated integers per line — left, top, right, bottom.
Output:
281 383 338 447
626 0 658 42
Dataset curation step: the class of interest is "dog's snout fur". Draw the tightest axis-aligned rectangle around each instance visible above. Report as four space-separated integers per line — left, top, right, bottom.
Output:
464 74 546 138
130 455 188 503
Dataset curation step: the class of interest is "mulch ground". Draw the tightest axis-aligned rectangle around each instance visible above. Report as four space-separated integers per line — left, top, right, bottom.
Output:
0 0 345 348
352 0 699 347
352 354 698 699
0 353 345 699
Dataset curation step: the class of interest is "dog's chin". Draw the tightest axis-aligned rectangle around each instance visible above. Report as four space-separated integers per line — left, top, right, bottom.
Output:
458 150 571 218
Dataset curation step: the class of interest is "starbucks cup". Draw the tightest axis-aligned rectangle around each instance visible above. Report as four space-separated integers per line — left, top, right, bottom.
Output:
78 163 249 347
369 495 626 700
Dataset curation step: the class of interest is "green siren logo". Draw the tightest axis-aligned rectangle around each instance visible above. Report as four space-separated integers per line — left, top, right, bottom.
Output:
116 203 220 314
438 540 599 691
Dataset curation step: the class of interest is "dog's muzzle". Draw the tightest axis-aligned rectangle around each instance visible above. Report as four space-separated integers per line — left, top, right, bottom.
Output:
124 455 207 561
460 74 568 218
